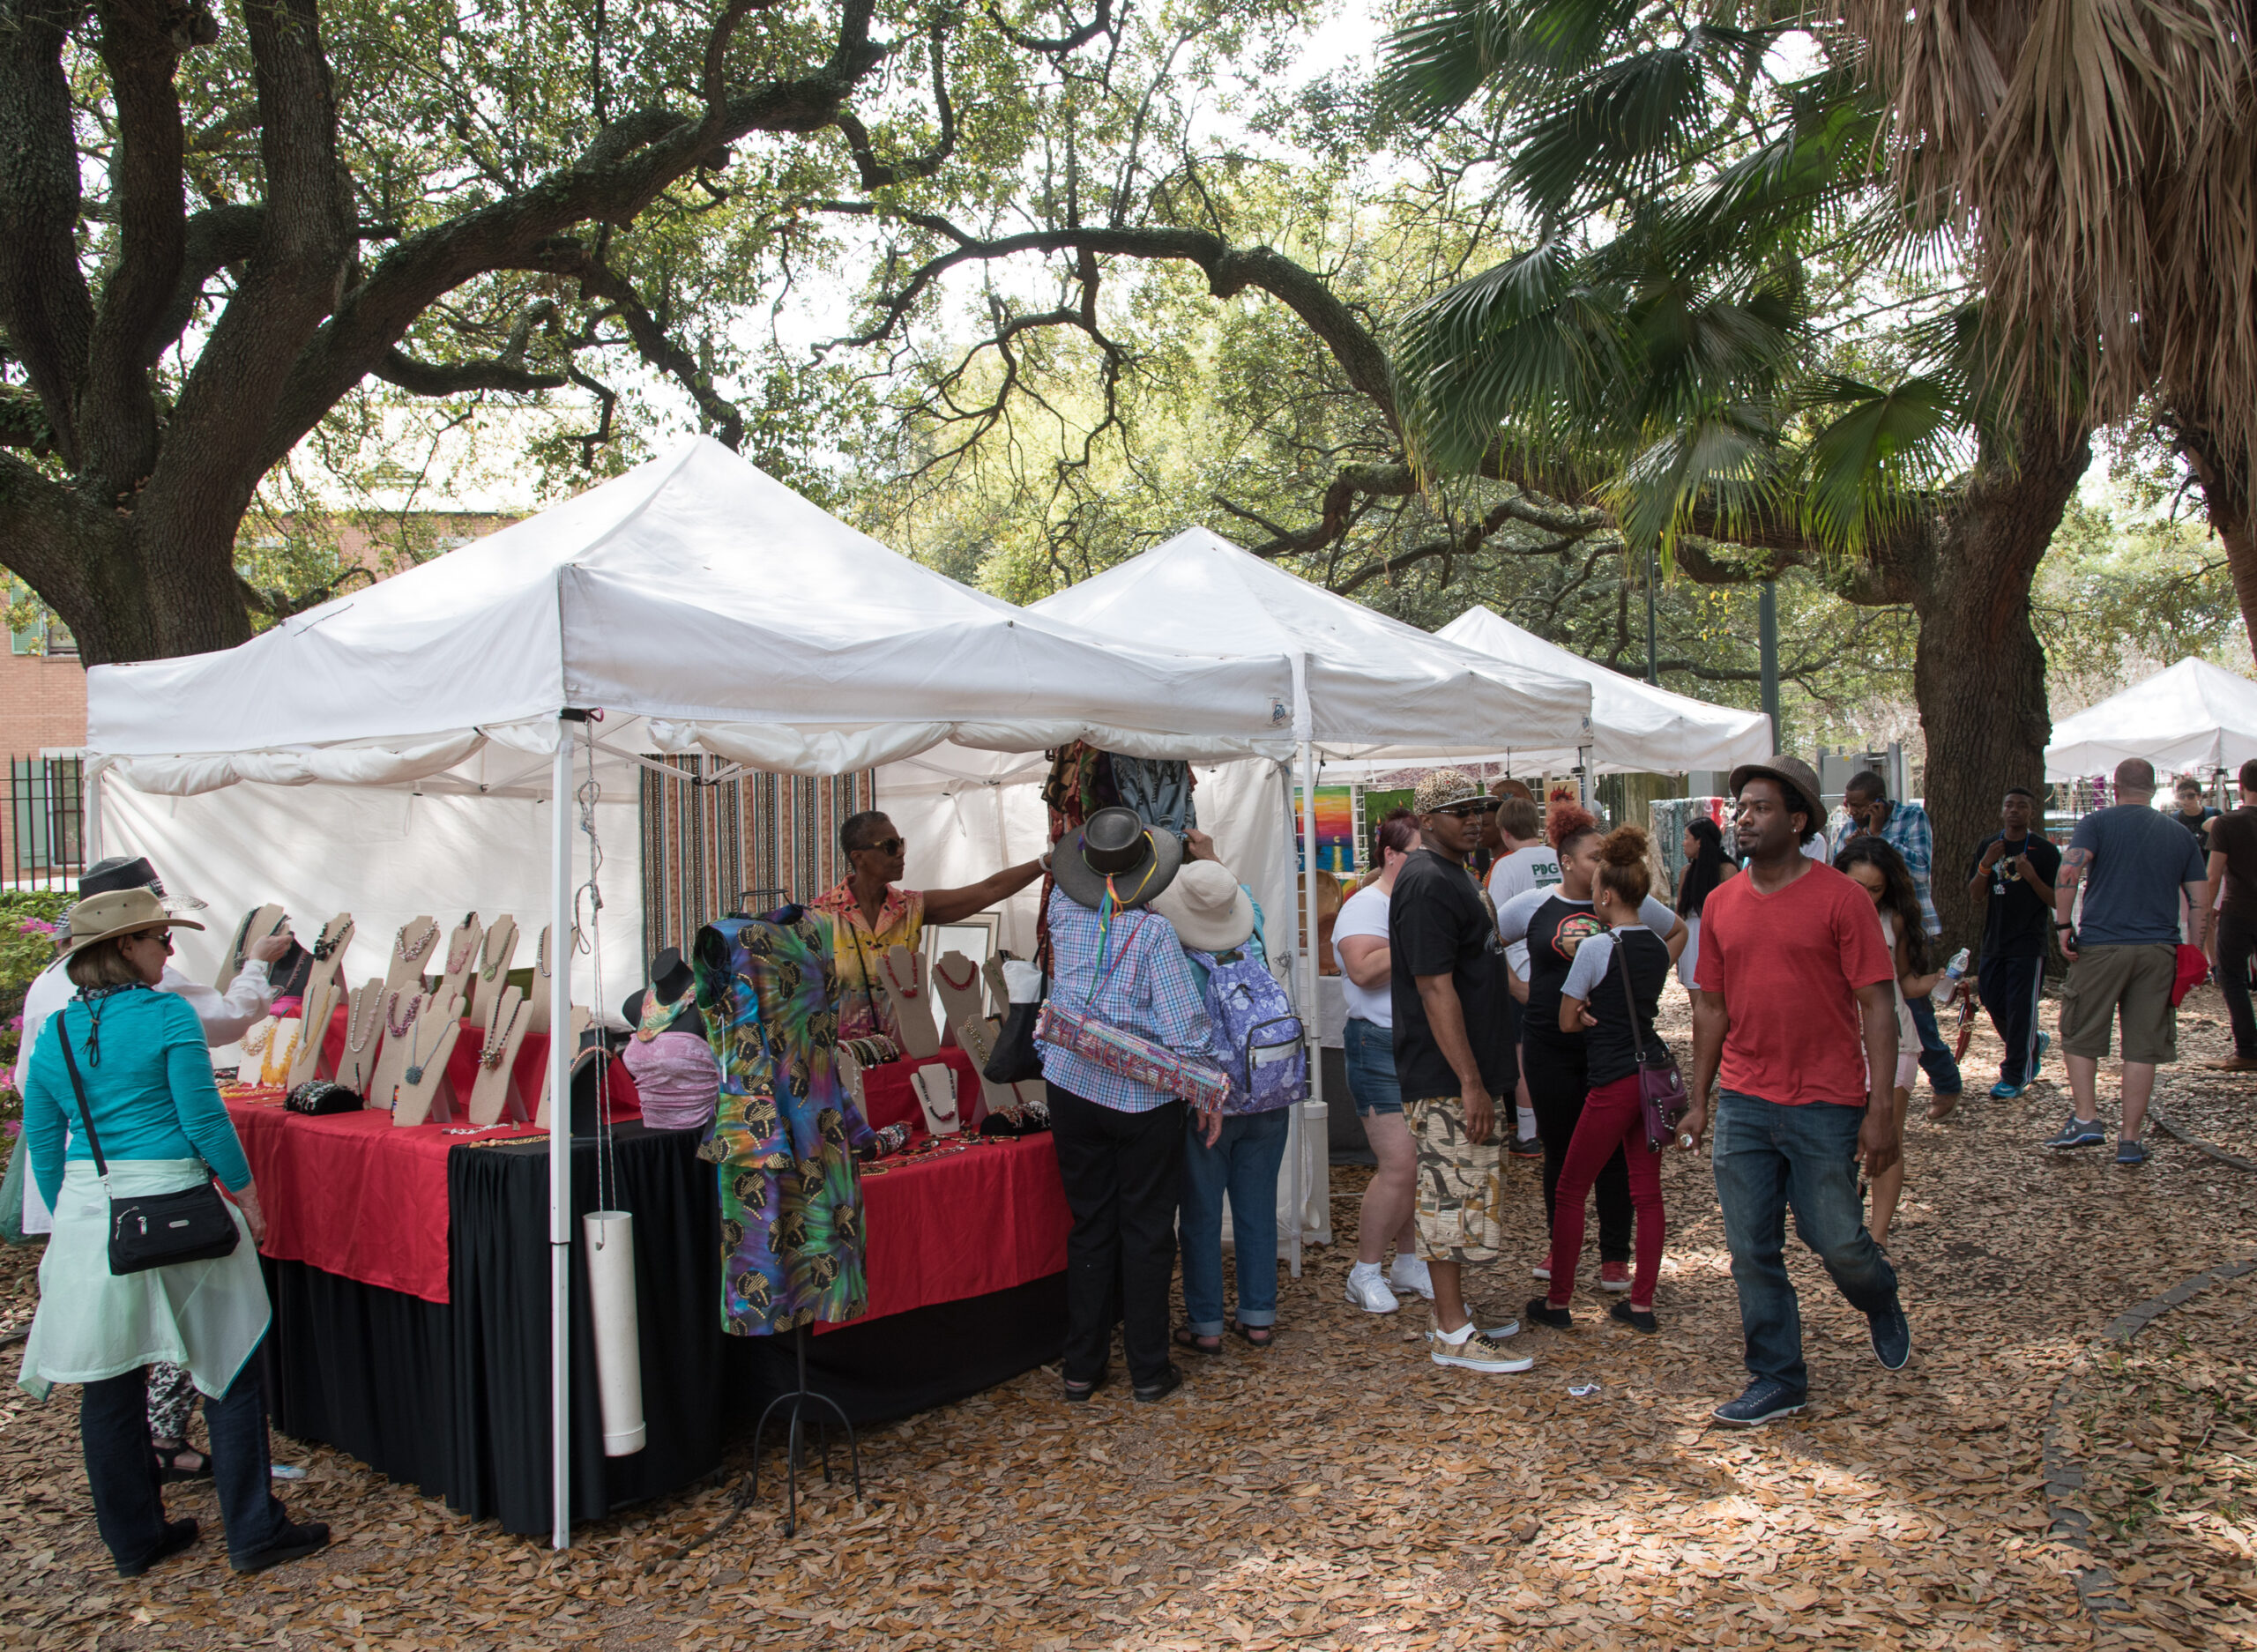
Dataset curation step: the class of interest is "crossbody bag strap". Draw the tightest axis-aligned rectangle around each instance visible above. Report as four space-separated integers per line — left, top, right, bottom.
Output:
51 1007 111 1181
1613 937 1650 1066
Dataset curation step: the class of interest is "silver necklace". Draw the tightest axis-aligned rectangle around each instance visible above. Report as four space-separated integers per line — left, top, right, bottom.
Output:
395 920 437 966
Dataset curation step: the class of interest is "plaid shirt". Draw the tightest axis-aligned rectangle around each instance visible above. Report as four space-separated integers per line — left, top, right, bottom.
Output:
1037 888 1216 1112
1833 800 1940 936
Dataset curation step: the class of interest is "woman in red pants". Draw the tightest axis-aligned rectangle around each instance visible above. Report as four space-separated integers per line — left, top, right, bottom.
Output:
1528 824 1674 1333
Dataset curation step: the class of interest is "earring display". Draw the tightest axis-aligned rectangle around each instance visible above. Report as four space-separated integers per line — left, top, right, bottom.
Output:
877 943 939 1058
391 997 466 1128
386 915 440 993
469 914 518 1025
465 985 531 1127
338 977 385 1101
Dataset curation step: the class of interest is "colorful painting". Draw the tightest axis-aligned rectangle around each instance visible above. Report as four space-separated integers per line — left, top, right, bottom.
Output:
1294 785 1358 874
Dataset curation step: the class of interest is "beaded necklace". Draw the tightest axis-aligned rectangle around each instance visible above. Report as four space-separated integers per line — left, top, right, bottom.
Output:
394 920 437 967
344 983 384 1053
479 920 513 981
399 1009 447 1088
443 919 478 975
384 990 425 1038
480 996 524 1068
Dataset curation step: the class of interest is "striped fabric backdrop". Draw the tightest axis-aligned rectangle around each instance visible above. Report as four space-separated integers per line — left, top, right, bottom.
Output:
638 756 874 959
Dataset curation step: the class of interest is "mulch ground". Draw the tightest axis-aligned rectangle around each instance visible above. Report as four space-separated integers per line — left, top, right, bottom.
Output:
4 980 2256 1650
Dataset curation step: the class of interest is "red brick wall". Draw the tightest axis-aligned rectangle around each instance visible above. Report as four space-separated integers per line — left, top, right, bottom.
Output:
0 650 88 753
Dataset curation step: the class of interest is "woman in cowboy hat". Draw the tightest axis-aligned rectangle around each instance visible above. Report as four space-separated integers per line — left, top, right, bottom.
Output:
19 889 330 1577
1037 806 1222 1404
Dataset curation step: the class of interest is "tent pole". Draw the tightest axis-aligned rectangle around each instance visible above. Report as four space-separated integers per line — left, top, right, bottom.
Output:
83 758 105 864
548 719 574 1551
1294 736 1322 1280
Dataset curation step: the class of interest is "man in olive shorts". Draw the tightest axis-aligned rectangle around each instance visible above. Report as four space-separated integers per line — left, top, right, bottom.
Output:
1389 770 1531 1373
2049 758 2210 1165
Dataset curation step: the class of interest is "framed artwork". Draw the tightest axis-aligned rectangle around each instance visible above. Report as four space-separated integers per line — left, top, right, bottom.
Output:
925 913 1001 977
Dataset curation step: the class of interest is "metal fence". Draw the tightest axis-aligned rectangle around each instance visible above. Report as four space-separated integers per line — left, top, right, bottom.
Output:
4 755 85 891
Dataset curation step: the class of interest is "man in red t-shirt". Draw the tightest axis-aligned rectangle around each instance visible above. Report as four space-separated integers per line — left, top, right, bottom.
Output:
1684 755 1911 1426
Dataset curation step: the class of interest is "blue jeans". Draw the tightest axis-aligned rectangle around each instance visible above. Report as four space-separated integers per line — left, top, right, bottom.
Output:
1343 1018 1401 1116
1907 992 1962 1094
1179 1106 1292 1335
1710 1090 1901 1395
79 1354 290 1569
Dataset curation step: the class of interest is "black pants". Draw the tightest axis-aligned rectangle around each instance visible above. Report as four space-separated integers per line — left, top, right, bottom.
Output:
80 1356 288 1570
1978 953 2046 1084
1049 1084 1187 1388
2219 912 2257 1058
1522 1036 1630 1264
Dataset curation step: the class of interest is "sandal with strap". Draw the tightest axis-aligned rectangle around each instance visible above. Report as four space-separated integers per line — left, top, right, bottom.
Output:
1225 1319 1274 1349
1172 1325 1223 1357
154 1445 213 1484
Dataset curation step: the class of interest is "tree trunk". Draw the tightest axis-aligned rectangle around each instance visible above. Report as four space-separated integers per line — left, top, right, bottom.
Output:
1912 420 2093 957
2177 420 2255 669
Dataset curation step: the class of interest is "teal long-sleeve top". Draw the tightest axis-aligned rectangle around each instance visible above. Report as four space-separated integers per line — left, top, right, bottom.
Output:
24 986 252 1210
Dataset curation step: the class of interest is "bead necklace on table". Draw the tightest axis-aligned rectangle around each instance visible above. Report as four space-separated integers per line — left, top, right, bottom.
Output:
880 950 922 1000
345 984 384 1053
395 920 437 967
311 919 353 963
480 996 524 1068
384 990 426 1039
265 1029 301 1083
933 956 980 995
240 1020 275 1057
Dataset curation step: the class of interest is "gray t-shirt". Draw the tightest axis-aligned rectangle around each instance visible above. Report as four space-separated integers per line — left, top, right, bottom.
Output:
2069 804 2208 947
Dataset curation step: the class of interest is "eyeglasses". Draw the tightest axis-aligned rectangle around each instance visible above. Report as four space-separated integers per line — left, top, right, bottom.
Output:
853 837 905 857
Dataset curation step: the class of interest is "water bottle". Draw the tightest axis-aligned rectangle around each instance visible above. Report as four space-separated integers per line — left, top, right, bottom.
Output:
1941 947 1970 1001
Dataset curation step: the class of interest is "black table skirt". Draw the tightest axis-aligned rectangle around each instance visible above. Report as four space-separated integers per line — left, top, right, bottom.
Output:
259 1124 1066 1536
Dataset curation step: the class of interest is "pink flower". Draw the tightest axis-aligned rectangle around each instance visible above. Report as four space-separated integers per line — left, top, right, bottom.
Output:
17 918 56 935
4 1015 19 1031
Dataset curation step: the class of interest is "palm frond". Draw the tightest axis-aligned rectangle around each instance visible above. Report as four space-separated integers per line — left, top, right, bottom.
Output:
1796 375 1966 552
1604 404 1787 551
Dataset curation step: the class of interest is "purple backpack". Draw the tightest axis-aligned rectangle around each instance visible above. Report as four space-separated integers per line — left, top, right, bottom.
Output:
1192 948 1308 1115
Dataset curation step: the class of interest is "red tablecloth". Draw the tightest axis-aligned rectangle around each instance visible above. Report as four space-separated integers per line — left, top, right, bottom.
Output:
858 1048 985 1134
227 1045 642 1306
821 1132 1070 1331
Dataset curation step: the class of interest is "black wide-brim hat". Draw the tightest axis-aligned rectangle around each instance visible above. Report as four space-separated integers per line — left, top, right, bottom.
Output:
1054 805 1184 911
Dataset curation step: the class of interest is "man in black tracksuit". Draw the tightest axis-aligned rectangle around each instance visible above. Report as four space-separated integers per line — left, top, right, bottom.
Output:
1966 786 2062 1098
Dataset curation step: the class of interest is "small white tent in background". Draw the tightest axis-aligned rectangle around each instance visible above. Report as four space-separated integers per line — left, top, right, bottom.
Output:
1435 606 1774 775
2045 659 2257 780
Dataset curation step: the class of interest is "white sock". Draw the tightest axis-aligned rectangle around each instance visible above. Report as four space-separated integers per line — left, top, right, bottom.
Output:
1350 1260 1382 1278
1434 1320 1474 1344
1517 1106 1538 1141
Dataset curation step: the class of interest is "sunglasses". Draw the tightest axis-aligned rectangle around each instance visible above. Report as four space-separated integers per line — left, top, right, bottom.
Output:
1433 800 1500 819
853 837 905 857
128 928 175 950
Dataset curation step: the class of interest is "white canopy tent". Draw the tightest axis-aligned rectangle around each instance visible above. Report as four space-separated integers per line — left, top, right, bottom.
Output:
1434 606 1773 775
83 437 1302 1548
880 526 1600 1273
2045 658 2257 780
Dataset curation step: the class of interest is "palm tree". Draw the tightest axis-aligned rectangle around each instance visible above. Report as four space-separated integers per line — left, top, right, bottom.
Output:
1836 0 2256 658
1376 0 2092 949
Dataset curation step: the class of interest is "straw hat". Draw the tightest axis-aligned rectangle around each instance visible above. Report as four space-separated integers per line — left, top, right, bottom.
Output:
59 888 204 959
1151 859 1256 953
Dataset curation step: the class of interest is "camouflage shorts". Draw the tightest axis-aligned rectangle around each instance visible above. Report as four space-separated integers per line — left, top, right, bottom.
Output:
1407 1095 1506 1265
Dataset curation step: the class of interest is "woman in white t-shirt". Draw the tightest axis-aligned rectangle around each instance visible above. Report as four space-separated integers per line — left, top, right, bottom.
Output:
1337 810 1431 1314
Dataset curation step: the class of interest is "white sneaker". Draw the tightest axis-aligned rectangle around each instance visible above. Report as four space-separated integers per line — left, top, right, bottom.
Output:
1345 1261 1400 1314
1388 1254 1436 1300
1427 1321 1535 1373
1531 1261 1551 1281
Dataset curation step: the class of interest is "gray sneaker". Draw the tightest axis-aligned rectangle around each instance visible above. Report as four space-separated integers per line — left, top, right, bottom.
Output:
2116 1137 2149 1167
2044 1115 2107 1150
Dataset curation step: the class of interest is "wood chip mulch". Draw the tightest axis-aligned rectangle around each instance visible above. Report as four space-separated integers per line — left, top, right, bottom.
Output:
4 981 2256 1649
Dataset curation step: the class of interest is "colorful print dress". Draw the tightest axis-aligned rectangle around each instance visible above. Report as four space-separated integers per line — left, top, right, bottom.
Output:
695 908 876 1336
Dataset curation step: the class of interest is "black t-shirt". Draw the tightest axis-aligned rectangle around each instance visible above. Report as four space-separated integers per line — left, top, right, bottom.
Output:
1569 928 1673 1090
1966 830 2063 959
2173 806 2219 842
1523 895 1607 1053
2209 808 2257 919
1388 849 1515 1101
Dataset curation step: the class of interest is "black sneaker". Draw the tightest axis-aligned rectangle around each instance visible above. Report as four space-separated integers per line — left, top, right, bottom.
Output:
1608 1299 1658 1335
1712 1379 1806 1427
1524 1298 1574 1329
1133 1365 1184 1403
230 1519 331 1574
117 1517 198 1578
1869 1302 1911 1370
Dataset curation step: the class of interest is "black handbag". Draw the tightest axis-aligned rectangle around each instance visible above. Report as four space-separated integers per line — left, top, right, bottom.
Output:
982 971 1047 1085
53 1010 242 1276
1614 942 1688 1152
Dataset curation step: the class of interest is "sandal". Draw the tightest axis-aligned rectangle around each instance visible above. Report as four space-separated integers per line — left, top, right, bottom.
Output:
1225 1319 1274 1348
154 1444 212 1483
1172 1326 1223 1357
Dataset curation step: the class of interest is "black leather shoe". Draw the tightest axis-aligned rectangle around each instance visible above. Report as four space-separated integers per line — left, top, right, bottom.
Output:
1132 1364 1184 1403
117 1517 198 1578
231 1519 331 1574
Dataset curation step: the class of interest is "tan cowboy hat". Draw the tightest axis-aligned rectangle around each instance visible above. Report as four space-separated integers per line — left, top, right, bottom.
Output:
1151 859 1257 954
59 888 205 959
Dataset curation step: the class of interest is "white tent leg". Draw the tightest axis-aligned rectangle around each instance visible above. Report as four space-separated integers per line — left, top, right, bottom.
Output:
549 722 575 1550
85 759 106 863
1293 737 1324 1280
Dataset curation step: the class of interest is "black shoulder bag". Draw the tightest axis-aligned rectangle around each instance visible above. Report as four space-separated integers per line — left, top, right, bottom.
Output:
1613 941 1688 1153
52 1008 242 1275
